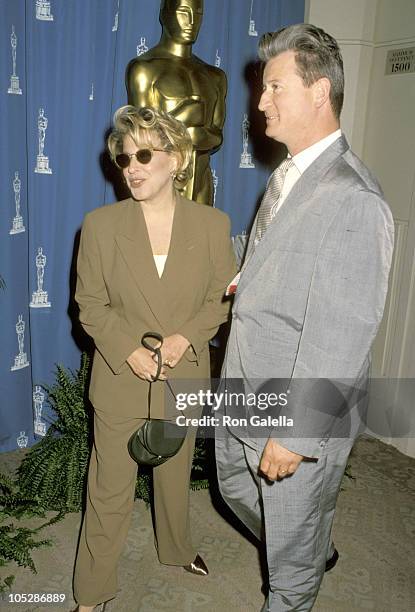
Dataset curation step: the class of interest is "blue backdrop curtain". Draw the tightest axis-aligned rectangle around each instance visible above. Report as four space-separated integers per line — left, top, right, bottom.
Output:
0 0 304 452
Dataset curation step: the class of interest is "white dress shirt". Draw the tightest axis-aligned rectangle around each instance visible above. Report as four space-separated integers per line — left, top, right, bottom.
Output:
273 129 342 216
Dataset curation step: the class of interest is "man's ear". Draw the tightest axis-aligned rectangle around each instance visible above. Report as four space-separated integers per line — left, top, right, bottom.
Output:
313 77 331 108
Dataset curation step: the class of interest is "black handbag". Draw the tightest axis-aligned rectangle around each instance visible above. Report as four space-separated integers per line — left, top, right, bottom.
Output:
127 332 187 467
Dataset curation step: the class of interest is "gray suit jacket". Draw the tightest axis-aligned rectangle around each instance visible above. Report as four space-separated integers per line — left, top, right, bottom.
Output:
223 135 394 457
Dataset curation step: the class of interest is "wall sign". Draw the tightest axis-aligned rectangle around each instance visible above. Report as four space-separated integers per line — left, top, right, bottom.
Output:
385 47 415 75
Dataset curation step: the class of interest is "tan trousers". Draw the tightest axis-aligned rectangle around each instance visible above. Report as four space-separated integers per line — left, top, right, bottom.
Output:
73 409 197 607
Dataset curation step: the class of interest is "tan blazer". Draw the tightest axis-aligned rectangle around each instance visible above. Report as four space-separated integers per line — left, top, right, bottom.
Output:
76 195 237 419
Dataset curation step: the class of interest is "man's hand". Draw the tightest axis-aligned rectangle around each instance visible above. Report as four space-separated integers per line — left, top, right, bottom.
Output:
157 334 190 369
259 439 304 481
127 346 166 381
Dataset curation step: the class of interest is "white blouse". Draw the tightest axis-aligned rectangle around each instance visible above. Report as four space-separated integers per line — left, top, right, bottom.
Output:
153 254 167 278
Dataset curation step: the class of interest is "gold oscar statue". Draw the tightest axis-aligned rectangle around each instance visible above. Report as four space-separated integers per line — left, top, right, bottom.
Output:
126 0 227 206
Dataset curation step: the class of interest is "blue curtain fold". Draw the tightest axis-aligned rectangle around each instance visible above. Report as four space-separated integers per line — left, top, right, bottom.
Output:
0 0 304 452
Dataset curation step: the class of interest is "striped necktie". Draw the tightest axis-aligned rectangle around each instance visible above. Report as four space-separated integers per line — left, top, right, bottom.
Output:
254 157 294 244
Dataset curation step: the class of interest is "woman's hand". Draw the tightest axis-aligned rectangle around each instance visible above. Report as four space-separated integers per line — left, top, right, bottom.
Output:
127 346 166 381
158 334 190 369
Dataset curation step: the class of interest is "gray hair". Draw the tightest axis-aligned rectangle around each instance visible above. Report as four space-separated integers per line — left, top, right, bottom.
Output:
107 105 193 186
258 24 344 119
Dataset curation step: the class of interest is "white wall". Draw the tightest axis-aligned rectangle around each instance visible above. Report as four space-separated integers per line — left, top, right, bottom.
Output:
305 0 415 456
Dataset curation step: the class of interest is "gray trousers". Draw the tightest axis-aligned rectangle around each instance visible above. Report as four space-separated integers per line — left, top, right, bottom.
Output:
215 429 352 611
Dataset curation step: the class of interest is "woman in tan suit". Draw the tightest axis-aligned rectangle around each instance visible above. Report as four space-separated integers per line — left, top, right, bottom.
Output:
73 106 236 611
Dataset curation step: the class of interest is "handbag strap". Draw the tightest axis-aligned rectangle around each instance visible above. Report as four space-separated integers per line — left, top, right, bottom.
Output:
141 332 163 380
141 332 177 420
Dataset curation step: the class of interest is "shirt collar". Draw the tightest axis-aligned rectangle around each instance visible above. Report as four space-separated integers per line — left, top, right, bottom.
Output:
291 129 342 175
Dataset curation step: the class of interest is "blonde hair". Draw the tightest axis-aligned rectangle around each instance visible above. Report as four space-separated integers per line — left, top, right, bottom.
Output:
107 105 193 185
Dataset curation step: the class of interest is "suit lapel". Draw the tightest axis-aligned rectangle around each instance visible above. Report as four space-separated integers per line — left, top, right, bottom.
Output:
159 195 195 292
115 199 172 330
238 135 350 295
114 196 196 331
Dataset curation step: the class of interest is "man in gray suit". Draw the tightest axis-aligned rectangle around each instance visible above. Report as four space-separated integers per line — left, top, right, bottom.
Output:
216 24 394 611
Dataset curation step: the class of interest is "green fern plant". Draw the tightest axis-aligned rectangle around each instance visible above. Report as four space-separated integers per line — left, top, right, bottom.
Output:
0 473 63 593
190 436 209 490
17 354 91 512
135 470 152 504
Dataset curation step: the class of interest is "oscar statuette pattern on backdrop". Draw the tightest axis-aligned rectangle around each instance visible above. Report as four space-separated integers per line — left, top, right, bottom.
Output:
0 0 304 452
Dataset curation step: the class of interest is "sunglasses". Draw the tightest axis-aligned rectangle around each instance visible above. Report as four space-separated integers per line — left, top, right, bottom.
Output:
115 148 166 169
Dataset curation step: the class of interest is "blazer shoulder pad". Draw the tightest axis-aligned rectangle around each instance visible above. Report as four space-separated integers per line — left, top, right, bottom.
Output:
336 151 383 196
180 197 230 227
84 198 131 224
